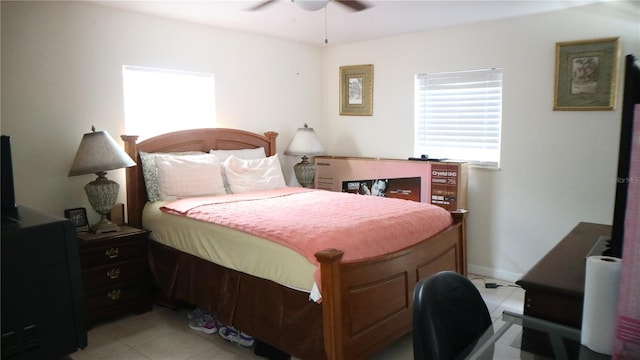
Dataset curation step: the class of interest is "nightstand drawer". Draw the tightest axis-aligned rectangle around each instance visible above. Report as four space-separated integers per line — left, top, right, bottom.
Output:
77 226 151 327
85 282 148 311
80 240 146 268
82 259 147 290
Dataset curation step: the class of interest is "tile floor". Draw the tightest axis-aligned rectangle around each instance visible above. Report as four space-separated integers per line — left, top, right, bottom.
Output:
70 275 524 360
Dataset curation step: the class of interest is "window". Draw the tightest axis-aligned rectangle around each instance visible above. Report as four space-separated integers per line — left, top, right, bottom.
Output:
414 68 502 168
123 66 216 141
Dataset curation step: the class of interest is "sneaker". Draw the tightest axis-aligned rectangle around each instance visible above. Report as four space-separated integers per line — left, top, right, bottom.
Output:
187 308 206 321
219 326 255 347
189 314 218 334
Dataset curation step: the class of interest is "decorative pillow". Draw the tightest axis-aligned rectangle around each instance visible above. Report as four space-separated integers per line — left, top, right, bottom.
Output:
223 154 286 194
209 147 266 162
139 151 205 201
155 154 226 201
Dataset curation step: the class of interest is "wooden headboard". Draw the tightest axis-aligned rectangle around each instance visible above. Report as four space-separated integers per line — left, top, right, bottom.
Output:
121 128 278 227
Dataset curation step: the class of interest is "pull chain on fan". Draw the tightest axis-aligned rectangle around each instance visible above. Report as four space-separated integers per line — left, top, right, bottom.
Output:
324 6 328 44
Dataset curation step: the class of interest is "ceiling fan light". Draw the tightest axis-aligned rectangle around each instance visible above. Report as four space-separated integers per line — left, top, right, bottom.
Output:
296 0 330 11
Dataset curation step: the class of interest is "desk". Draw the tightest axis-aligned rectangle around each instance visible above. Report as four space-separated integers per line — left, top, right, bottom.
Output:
515 222 612 357
466 311 609 360
516 222 612 327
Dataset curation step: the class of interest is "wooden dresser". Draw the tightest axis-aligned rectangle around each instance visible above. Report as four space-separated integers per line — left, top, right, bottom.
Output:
77 225 152 327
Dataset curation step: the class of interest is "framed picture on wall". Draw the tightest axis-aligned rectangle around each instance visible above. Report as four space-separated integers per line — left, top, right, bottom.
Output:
339 64 373 116
553 37 620 111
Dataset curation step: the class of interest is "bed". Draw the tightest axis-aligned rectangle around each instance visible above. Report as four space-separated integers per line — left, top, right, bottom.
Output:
121 128 467 360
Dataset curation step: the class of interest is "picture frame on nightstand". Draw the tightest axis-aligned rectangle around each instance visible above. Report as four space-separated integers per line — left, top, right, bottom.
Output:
64 207 89 232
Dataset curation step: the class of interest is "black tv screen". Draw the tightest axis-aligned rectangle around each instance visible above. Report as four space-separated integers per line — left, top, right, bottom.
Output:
1 135 19 220
608 54 640 258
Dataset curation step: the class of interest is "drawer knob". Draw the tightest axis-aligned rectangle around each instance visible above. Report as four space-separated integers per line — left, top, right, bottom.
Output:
106 268 120 279
107 289 122 300
105 247 119 259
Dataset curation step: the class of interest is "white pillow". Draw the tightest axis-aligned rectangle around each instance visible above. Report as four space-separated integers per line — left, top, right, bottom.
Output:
155 154 226 200
209 147 266 162
139 151 205 201
223 154 286 194
211 148 267 193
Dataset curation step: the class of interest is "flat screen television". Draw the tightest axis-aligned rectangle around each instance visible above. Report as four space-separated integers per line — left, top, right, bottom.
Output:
1 135 19 221
604 54 640 259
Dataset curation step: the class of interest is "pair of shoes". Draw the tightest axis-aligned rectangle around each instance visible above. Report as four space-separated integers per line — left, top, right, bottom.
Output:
219 326 255 347
187 308 206 321
189 314 218 334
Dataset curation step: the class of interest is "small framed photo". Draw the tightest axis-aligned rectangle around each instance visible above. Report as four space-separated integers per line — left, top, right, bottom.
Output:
339 64 373 116
553 37 620 111
64 207 89 232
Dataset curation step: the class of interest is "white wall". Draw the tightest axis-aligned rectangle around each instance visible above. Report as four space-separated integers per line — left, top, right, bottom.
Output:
1 1 322 224
321 1 640 280
2 1 639 281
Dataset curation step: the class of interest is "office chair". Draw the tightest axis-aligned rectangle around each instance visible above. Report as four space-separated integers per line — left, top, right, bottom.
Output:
412 271 493 360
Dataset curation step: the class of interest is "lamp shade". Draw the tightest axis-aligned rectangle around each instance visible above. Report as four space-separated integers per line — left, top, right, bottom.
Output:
284 123 326 157
68 129 136 177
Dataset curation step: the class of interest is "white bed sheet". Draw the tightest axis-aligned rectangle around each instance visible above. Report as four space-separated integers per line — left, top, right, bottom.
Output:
143 201 322 301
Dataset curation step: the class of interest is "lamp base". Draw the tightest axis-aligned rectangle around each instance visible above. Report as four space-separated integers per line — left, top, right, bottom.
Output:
293 155 316 188
85 171 120 234
90 217 120 234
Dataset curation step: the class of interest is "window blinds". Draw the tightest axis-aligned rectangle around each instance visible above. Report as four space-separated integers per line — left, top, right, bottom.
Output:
414 68 502 168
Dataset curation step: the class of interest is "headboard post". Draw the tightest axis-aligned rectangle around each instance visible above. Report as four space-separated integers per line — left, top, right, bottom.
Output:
264 131 278 155
121 135 143 227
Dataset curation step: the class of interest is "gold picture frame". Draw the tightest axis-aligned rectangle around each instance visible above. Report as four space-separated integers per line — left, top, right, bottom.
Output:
339 64 373 116
553 37 620 111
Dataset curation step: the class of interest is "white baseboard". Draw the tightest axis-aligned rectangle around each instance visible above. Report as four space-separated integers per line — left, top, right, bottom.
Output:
467 264 523 283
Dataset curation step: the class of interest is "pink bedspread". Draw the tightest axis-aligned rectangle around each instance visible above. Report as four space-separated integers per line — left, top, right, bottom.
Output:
161 187 453 289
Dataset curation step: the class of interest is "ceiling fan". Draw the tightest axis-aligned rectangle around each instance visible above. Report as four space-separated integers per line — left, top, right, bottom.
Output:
248 0 370 12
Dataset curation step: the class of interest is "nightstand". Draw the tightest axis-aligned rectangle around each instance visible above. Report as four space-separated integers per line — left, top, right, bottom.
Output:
77 225 152 327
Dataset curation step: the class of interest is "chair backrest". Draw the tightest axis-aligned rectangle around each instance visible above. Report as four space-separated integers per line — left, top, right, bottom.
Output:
412 271 493 360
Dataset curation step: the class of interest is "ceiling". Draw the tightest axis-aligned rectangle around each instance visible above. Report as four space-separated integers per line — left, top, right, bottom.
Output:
92 0 600 46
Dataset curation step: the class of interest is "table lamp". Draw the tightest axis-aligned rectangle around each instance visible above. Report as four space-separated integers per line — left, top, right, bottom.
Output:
68 127 136 234
284 123 326 188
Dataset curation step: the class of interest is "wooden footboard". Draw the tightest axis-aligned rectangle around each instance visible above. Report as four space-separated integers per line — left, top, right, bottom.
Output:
316 210 467 360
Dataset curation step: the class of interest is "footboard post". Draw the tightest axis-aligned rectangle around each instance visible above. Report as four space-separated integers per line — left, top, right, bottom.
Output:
451 209 468 276
315 248 345 360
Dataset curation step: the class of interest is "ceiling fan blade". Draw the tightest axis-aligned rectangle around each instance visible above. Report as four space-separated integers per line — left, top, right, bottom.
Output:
335 0 369 12
246 0 278 11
